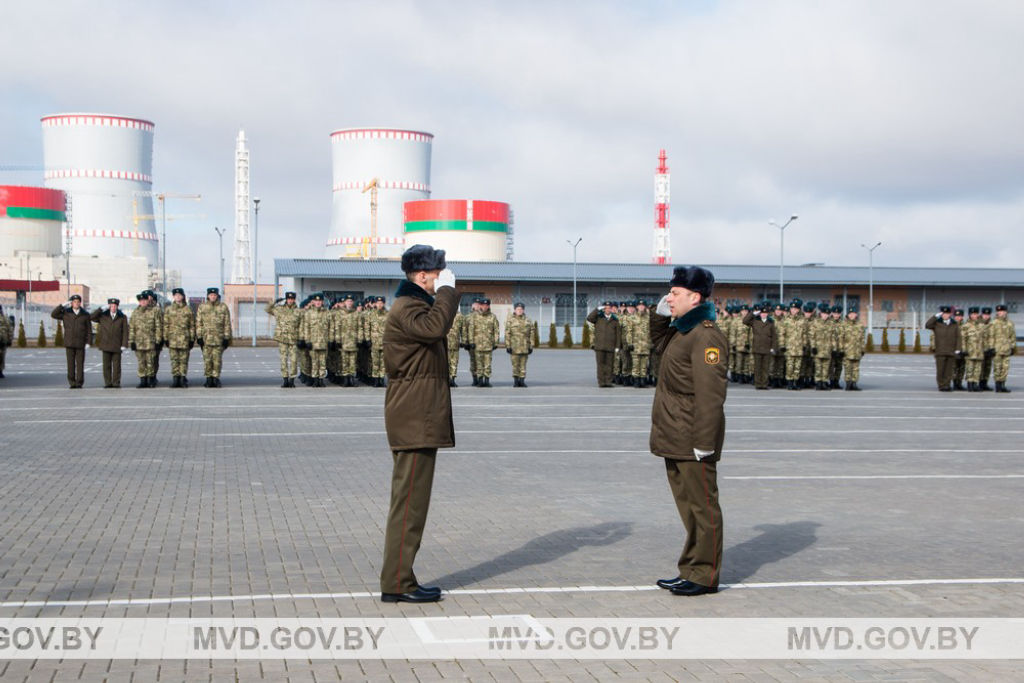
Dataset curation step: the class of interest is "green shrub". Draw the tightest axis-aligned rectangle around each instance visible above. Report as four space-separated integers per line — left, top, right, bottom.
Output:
54 321 64 347
17 321 27 347
37 321 47 347
562 324 573 348
866 331 875 352
913 330 922 353
581 323 592 349
880 327 890 353
548 322 558 348
898 328 906 353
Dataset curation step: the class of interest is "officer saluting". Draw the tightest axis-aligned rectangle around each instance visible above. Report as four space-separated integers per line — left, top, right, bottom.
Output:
380 245 458 604
649 266 728 597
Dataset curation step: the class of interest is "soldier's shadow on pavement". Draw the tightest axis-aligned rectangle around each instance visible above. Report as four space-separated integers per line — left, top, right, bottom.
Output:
431 521 633 588
722 521 821 584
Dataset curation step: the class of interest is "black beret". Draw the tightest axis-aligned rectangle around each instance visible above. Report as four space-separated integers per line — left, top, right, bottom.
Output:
981 307 992 314
790 298 802 307
774 303 785 310
172 287 185 296
473 297 483 304
670 266 714 297
637 300 648 307
940 306 951 313
996 304 1007 311
514 302 525 308
207 287 219 295
968 306 980 314
107 298 119 305
285 291 296 298
803 303 816 312
311 293 323 301
69 294 82 301
602 300 613 307
400 244 446 273
480 298 491 305
954 309 964 316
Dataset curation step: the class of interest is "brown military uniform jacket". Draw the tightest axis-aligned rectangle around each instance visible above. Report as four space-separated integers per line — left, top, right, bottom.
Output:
925 315 962 357
51 304 93 348
742 311 778 354
649 302 728 461
383 280 459 451
90 308 129 351
585 308 622 351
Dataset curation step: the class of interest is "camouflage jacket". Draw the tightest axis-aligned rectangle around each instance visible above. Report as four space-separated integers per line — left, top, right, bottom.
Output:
505 313 534 354
128 305 160 350
809 318 837 358
366 308 388 347
778 315 807 357
299 307 331 350
447 312 465 349
0 314 11 346
163 302 196 349
630 310 652 352
266 301 301 344
989 317 1017 356
839 320 866 360
332 309 361 351
962 320 986 360
468 311 500 349
196 301 232 344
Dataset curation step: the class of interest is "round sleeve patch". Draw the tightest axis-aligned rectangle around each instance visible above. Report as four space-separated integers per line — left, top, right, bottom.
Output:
705 347 721 364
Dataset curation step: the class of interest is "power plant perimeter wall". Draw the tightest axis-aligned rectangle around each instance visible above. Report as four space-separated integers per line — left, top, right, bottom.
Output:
41 113 158 266
0 186 66 257
327 128 432 259
404 199 508 262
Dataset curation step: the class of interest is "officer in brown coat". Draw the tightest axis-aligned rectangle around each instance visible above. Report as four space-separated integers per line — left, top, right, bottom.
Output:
51 294 93 388
649 266 728 596
925 306 963 391
379 244 459 604
586 301 622 387
742 303 778 390
90 298 130 388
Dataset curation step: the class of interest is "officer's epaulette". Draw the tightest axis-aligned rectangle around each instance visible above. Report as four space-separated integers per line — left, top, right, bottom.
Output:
702 320 715 328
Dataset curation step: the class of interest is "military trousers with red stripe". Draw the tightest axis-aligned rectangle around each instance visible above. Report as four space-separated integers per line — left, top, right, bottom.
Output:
381 449 438 594
664 458 723 588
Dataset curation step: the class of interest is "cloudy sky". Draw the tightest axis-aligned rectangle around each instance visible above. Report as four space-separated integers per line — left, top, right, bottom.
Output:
2 0 1023 287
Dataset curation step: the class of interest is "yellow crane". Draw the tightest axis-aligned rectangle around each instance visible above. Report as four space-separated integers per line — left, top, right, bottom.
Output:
361 177 379 259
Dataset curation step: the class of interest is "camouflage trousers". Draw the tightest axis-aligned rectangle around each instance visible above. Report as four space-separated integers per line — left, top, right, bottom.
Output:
954 356 965 383
468 348 477 376
829 355 842 382
310 349 326 378
371 347 384 378
981 355 993 382
965 358 983 382
0 345 7 373
842 358 861 382
202 346 224 378
342 350 357 376
326 348 340 376
135 349 155 378
814 357 831 382
631 353 649 378
510 353 528 378
801 353 814 380
448 347 460 378
616 349 631 376
727 348 737 374
474 349 494 378
299 347 311 376
169 347 191 376
735 352 749 376
277 343 298 378
993 355 1011 382
785 355 803 380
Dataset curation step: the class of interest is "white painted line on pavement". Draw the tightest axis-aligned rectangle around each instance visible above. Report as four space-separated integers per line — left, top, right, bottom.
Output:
726 474 1024 480
1 578 1022 609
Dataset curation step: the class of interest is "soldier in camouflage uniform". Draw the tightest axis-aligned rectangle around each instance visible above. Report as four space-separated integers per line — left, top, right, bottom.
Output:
776 299 803 390
952 308 966 390
332 295 361 387
730 303 752 384
839 307 866 390
464 298 481 379
505 302 534 387
827 305 844 388
810 302 837 390
143 290 164 383
366 296 389 387
630 300 653 387
446 307 465 387
266 291 301 387
129 292 160 388
0 304 12 378
990 304 1016 392
163 287 196 388
298 293 330 387
799 302 816 387
617 301 636 384
297 296 313 385
961 307 985 391
468 297 500 387
195 287 232 388
979 306 995 391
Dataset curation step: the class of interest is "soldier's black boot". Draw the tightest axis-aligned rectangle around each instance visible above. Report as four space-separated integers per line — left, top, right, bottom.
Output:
472 376 480 386
281 378 289 388
137 378 148 388
980 380 992 392
171 375 180 388
953 380 965 391
203 376 212 388
182 376 189 388
482 377 492 388
996 381 1011 393
214 377 222 387
449 377 457 387
850 381 861 391
520 378 528 388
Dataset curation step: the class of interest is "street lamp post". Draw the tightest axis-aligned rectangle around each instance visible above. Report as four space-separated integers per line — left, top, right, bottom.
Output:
214 227 226 294
158 194 167 296
252 198 260 347
768 215 799 302
567 238 582 340
861 241 882 335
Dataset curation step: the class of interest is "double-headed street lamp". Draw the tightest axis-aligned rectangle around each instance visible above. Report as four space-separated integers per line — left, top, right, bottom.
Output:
567 238 582 338
861 241 882 333
768 215 799 302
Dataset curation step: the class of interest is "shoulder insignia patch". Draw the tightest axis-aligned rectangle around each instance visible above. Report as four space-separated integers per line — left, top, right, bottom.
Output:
702 320 715 328
705 347 721 365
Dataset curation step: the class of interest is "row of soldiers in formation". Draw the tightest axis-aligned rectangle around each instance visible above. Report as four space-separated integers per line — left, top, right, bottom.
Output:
584 298 869 390
925 305 1017 392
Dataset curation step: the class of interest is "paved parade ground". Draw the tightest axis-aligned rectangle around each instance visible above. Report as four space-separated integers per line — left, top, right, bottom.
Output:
1 347 1022 680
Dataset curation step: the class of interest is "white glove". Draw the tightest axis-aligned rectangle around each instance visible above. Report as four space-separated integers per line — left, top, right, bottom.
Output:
436 268 456 290
694 448 715 460
656 295 671 317
85 344 90 349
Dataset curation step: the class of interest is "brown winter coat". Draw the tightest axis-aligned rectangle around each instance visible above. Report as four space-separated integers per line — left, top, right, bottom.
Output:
383 280 460 451
649 302 728 461
51 304 93 349
90 307 130 351
586 308 622 351
925 315 962 357
742 311 778 354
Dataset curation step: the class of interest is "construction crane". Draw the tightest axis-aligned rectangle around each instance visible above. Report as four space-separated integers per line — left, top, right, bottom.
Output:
130 192 202 295
361 177 379 259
